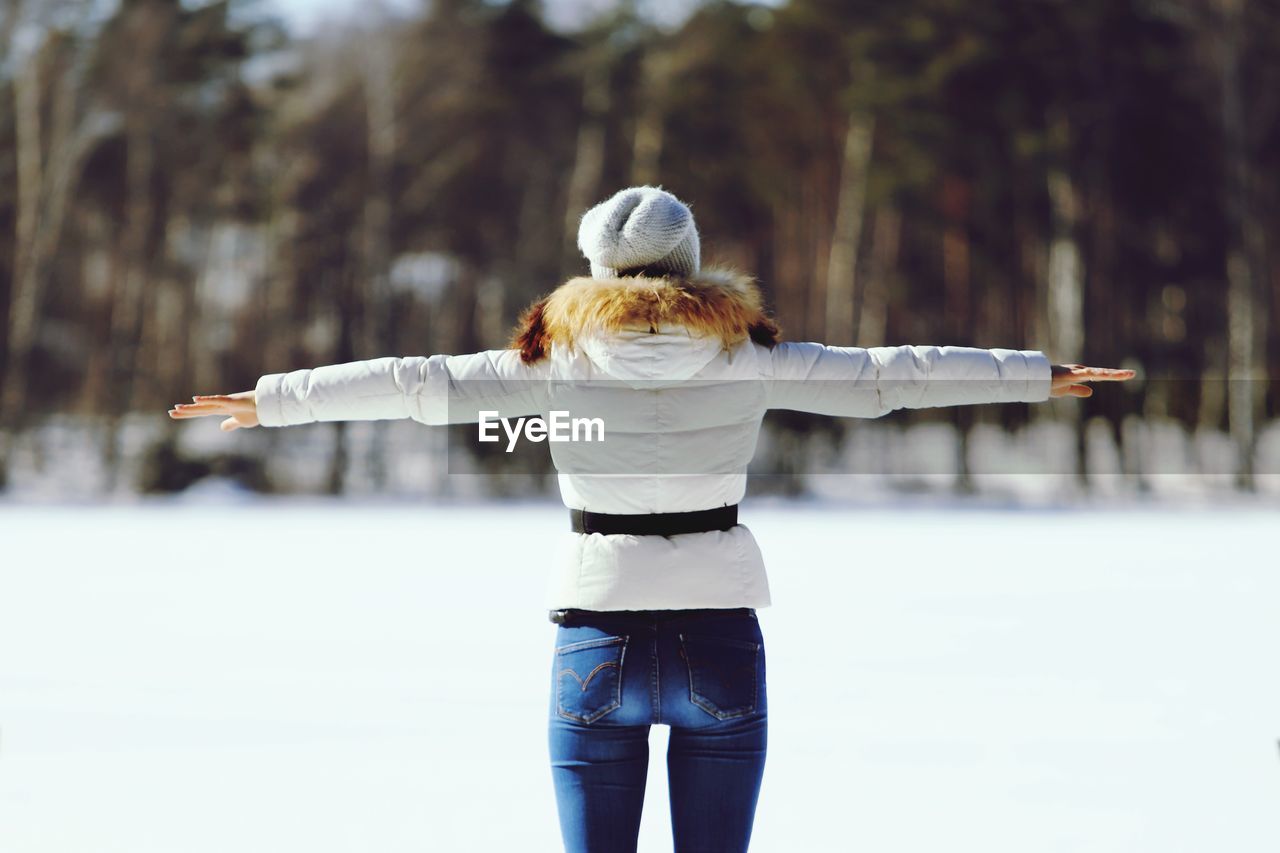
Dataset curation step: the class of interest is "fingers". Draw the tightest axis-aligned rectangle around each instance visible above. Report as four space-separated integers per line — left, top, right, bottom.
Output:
169 405 251 431
169 402 224 418
1056 366 1136 382
168 395 252 419
1074 367 1135 381
1049 365 1136 400
1049 385 1091 398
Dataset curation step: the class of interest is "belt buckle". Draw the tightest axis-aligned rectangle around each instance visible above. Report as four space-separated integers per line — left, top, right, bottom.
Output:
548 609 572 624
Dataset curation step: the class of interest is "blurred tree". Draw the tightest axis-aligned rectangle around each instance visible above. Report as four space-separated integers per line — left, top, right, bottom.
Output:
0 0 115 487
88 0 259 491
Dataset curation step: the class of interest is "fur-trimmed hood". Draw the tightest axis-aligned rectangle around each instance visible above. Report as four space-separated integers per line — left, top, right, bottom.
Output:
509 268 780 365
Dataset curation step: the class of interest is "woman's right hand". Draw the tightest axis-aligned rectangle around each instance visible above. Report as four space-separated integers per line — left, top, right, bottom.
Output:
168 391 260 431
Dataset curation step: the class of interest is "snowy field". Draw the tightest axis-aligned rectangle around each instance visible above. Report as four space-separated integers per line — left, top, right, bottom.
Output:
1 497 1278 852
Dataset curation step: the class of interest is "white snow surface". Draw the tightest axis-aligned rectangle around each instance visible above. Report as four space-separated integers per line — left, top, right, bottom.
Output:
1 497 1278 852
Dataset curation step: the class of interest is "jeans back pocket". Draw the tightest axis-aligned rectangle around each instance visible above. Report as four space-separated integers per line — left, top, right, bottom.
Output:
555 634 627 724
679 633 760 721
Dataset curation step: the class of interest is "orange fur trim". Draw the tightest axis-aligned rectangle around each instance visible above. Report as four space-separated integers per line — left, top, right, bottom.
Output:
512 296 549 363
509 268 780 364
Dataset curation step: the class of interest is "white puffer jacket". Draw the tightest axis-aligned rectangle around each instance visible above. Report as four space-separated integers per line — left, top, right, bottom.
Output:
254 271 1051 611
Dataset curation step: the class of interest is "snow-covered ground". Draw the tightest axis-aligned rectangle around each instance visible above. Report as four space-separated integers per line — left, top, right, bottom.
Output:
1 497 1278 852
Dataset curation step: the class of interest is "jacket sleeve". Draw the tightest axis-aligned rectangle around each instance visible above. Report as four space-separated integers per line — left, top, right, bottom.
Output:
763 342 1052 417
253 349 549 427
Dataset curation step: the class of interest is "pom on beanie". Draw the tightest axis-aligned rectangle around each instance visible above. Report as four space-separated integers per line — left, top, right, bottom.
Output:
577 186 701 279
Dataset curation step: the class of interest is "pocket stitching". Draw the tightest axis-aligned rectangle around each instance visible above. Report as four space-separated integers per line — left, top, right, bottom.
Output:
679 633 759 721
556 635 625 655
556 635 628 724
559 660 619 692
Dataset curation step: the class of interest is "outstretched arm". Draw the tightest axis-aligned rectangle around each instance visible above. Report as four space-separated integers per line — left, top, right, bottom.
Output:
168 349 549 431
764 342 1133 417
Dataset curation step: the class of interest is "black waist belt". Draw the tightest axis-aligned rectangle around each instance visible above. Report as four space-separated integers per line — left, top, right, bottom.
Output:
570 505 738 536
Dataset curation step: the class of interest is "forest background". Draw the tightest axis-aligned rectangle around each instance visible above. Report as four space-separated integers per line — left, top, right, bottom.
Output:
1 0 1277 501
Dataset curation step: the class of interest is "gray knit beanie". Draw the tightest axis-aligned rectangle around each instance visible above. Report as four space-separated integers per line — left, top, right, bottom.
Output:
577 186 701 279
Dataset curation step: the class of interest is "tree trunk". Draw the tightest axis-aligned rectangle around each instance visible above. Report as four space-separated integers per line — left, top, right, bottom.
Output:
1219 0 1265 491
0 26 39 490
823 110 874 345
362 38 397 491
102 113 157 495
1 30 45 437
856 205 900 348
772 195 806 338
562 63 609 277
1044 111 1087 490
0 0 102 491
326 257 360 496
941 175 975 493
631 50 669 186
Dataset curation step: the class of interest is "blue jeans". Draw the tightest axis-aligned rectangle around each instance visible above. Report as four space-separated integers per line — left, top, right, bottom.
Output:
548 608 768 853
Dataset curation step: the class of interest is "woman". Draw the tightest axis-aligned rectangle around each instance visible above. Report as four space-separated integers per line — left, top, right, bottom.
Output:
169 186 1133 852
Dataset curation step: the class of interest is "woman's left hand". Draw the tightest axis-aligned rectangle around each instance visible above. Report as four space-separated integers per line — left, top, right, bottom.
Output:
168 391 260 431
1050 364 1136 398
